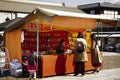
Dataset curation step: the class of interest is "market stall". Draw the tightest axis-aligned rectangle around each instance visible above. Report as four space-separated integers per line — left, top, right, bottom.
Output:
4 7 97 77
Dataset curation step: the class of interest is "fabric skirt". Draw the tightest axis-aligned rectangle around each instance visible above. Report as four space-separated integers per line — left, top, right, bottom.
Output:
92 63 102 67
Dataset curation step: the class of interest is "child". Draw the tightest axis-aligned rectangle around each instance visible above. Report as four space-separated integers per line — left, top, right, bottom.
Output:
27 53 37 80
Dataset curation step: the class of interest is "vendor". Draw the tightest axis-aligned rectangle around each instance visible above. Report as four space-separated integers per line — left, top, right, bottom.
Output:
56 39 65 54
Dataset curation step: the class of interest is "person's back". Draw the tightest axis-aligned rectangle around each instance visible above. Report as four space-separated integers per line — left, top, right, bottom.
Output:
27 53 37 80
27 60 37 71
73 32 88 76
77 42 84 53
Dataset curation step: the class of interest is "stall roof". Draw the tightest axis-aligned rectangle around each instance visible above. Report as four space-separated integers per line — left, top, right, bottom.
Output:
36 7 117 20
0 18 22 31
0 1 85 31
3 7 86 32
0 20 12 31
4 7 117 32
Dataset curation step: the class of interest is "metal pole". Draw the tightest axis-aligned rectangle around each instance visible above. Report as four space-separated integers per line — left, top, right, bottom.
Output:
36 19 39 71
97 19 100 40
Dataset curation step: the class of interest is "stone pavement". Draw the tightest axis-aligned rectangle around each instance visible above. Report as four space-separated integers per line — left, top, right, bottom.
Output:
38 68 120 80
102 52 120 69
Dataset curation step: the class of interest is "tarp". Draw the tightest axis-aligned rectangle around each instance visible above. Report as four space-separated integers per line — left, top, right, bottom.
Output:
27 16 96 32
51 16 96 32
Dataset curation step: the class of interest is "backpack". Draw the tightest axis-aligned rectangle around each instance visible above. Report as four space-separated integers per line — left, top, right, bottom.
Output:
77 43 84 52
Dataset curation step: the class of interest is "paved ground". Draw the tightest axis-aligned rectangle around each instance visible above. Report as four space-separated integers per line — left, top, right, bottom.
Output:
102 52 120 56
38 68 120 80
102 52 120 69
1 68 119 80
0 52 120 80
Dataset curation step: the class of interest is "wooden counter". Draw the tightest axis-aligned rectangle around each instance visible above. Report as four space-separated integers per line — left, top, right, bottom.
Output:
38 53 94 77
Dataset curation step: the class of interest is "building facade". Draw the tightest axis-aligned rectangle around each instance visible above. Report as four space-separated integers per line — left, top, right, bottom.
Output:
78 2 120 19
78 2 120 52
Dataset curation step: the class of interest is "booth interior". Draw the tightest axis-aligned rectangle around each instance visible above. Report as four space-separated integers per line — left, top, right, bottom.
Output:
21 30 94 77
2 5 119 78
4 8 99 78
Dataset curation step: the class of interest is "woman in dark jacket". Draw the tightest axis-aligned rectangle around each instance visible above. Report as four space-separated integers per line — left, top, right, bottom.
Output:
56 39 65 54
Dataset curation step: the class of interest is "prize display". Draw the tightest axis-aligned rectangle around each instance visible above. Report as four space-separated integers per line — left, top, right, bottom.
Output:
68 33 78 49
21 31 70 51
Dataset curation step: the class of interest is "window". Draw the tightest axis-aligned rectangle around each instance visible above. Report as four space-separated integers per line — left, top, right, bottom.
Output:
103 10 118 18
90 10 95 14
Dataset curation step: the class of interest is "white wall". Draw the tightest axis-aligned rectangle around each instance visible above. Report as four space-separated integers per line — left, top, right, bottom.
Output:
0 12 13 23
0 12 28 23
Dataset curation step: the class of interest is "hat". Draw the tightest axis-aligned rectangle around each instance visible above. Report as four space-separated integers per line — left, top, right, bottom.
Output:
77 32 83 38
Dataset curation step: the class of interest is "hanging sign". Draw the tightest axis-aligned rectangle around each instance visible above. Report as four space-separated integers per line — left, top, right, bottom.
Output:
28 23 36 28
39 24 52 31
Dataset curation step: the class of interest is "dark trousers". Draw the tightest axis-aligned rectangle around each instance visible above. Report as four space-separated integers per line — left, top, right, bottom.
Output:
74 62 85 75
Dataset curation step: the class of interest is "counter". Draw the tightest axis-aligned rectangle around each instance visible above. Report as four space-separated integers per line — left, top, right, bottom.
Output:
38 53 94 77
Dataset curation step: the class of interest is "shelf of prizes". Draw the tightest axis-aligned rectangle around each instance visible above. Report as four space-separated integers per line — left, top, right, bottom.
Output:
21 30 94 77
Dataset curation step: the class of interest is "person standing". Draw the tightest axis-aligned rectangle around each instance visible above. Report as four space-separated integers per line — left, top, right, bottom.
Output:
90 33 102 73
73 32 88 76
56 39 65 54
27 53 37 80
